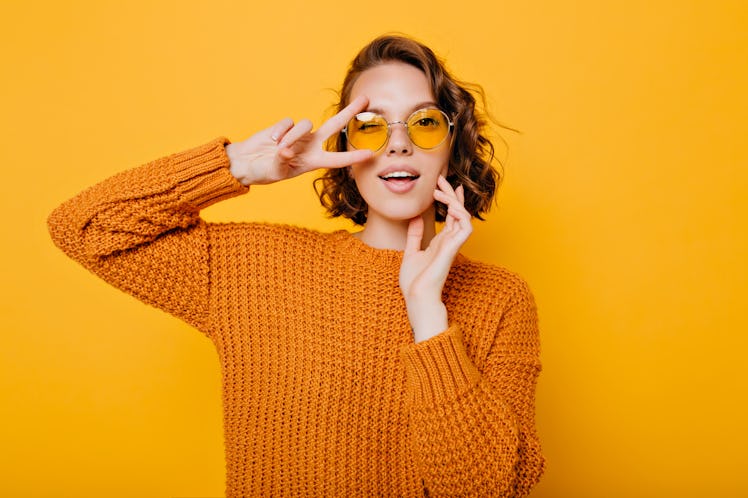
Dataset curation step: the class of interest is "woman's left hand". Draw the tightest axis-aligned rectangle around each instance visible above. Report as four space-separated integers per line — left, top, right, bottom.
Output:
399 176 473 343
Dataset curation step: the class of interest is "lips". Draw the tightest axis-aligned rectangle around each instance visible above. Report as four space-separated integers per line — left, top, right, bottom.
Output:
378 166 420 193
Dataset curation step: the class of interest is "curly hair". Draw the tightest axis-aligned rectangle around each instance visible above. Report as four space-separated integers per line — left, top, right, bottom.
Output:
314 34 501 226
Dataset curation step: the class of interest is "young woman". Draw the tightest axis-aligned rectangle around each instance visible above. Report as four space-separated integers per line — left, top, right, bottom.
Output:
49 35 544 497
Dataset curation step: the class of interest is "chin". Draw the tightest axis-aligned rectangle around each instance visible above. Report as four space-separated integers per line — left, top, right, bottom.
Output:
369 201 436 223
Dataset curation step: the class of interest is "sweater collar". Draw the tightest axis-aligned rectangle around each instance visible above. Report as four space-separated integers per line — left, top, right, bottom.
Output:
330 230 467 271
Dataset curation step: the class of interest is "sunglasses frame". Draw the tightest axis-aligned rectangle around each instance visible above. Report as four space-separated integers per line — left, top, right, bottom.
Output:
342 107 454 152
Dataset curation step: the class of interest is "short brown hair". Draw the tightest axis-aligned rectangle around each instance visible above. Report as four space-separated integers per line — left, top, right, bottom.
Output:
315 34 501 226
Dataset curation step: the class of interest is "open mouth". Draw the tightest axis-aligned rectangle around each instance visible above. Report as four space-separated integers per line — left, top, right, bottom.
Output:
378 171 420 182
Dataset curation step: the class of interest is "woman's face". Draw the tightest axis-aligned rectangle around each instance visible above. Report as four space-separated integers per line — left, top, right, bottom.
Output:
347 62 450 224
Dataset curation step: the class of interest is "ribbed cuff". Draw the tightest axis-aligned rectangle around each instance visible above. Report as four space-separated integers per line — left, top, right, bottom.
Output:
170 137 249 209
400 325 482 407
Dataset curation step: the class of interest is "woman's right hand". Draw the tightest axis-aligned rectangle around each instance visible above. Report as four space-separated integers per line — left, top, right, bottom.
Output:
226 96 373 186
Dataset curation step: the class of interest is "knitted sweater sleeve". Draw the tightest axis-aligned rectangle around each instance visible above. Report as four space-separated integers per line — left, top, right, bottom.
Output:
47 138 247 333
400 279 544 497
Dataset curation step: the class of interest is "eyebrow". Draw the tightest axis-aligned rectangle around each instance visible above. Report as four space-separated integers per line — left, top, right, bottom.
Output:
365 101 439 117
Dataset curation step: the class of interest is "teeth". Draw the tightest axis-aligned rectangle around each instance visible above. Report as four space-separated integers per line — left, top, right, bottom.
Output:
381 171 417 179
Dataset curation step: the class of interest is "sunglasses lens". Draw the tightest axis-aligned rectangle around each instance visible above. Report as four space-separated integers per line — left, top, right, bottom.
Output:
345 109 451 151
346 112 388 151
408 109 451 149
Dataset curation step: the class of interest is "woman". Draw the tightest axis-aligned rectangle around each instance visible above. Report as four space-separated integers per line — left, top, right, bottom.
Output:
48 35 544 497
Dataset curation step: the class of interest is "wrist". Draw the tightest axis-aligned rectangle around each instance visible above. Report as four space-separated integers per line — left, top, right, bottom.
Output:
225 143 254 186
406 299 448 343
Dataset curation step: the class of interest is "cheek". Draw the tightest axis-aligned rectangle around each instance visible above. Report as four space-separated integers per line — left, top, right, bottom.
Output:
349 153 376 181
437 148 450 177
350 165 378 197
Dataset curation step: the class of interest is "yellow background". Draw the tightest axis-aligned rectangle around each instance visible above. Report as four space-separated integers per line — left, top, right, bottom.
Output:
1 0 746 496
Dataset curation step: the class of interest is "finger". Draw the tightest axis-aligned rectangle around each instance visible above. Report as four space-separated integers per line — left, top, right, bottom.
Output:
317 149 373 169
437 175 457 197
456 184 465 204
445 208 455 232
435 189 471 232
426 228 465 274
278 146 296 161
446 203 473 235
434 185 468 213
269 117 295 143
277 119 313 149
433 188 457 205
316 95 370 140
447 202 472 225
434 190 456 232
451 186 466 230
405 216 424 254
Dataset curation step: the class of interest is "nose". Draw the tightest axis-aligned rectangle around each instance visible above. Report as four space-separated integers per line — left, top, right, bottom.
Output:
386 122 413 155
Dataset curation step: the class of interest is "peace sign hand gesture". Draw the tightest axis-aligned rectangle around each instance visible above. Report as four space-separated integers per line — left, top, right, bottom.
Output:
226 96 373 186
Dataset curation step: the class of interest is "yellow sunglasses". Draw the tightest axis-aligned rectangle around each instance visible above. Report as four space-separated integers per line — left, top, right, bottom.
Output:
343 108 454 152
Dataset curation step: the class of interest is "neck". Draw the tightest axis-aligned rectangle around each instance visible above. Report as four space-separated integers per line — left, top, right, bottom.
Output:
354 208 437 251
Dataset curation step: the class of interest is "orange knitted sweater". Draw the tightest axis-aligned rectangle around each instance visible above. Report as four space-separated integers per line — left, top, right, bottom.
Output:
48 138 544 497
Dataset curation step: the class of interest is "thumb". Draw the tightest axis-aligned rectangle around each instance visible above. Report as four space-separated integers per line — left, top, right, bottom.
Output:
404 216 424 254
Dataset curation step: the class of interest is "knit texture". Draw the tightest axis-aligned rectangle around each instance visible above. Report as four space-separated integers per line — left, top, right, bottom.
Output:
48 138 545 497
